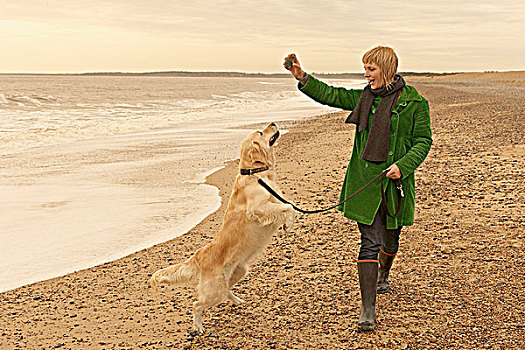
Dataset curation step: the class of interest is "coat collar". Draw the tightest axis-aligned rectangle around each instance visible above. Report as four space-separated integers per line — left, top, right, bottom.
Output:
398 85 423 104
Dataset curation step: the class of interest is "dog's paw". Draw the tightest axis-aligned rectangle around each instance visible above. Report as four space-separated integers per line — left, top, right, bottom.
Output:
229 292 245 305
194 323 205 335
283 206 295 232
150 279 160 293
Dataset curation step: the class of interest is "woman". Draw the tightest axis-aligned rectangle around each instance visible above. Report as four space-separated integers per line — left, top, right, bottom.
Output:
284 46 432 331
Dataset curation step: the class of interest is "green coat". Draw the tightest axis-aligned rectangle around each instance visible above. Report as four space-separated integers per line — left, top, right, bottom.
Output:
299 76 432 229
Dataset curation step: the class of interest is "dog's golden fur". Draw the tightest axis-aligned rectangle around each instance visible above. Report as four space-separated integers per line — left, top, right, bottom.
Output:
150 123 294 333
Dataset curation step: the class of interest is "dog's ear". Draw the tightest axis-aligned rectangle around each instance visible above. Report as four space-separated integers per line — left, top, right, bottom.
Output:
247 140 268 164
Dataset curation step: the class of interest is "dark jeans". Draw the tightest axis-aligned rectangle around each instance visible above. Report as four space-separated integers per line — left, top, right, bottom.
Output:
357 206 402 261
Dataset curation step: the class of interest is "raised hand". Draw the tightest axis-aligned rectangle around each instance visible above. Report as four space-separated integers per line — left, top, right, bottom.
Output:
283 53 305 80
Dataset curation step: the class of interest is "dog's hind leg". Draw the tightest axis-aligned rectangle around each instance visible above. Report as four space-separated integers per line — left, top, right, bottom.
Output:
229 264 248 286
227 264 248 305
193 300 208 334
193 275 228 334
227 291 245 305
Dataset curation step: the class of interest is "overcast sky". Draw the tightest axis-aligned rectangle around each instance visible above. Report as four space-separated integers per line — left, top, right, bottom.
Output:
1 0 524 73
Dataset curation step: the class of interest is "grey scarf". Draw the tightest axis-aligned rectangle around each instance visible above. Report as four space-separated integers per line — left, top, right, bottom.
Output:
345 74 405 163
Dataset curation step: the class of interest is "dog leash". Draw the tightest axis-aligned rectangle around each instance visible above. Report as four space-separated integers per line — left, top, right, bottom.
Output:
250 169 404 216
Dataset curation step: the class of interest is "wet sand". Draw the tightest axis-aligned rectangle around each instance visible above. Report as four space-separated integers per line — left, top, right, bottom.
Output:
1 72 524 349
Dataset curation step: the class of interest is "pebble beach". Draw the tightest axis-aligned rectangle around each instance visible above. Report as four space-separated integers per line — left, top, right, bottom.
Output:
1 72 524 349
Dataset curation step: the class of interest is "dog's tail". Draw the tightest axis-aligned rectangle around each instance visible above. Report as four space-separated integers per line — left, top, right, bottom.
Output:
150 257 199 292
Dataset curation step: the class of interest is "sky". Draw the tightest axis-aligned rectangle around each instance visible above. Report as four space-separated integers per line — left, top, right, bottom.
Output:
1 0 524 74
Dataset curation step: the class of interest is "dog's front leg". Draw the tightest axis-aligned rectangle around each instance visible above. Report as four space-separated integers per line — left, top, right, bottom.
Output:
248 201 295 231
282 203 295 232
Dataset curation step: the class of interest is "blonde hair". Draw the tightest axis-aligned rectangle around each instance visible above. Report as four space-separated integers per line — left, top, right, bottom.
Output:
362 46 398 86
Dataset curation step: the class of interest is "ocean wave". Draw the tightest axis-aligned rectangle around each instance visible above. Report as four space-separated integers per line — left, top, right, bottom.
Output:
114 103 146 109
9 96 44 106
229 91 265 99
0 76 339 155
257 81 286 85
211 94 228 99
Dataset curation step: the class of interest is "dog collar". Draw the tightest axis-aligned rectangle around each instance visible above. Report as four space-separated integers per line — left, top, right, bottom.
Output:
240 166 269 175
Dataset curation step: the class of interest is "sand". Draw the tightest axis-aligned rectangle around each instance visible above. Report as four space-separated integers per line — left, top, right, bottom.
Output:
1 72 524 349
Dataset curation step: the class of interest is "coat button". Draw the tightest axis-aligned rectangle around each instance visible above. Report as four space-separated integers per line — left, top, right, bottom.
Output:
389 151 393 156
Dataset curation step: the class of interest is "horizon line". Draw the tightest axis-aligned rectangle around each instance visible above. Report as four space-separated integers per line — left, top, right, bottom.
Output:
1 69 522 76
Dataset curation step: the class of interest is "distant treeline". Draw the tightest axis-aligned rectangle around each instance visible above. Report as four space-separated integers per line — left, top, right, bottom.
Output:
77 71 457 78
1 71 459 78
78 71 363 78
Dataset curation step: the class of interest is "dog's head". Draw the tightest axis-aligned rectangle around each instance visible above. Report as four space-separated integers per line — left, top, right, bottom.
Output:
240 123 280 169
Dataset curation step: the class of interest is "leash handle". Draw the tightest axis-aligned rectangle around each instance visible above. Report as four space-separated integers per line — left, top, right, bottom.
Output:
380 174 403 218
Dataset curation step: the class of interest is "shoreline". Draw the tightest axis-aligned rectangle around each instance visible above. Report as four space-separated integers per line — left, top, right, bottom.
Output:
1 72 524 349
0 117 309 294
0 74 339 293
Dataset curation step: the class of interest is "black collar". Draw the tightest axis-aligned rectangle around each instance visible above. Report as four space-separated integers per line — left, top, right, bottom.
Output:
240 166 269 175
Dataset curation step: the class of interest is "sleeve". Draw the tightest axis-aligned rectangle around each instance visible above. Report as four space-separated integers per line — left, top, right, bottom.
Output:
395 99 433 179
299 75 362 110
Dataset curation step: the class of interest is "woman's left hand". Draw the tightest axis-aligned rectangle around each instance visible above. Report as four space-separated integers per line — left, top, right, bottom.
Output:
385 164 402 179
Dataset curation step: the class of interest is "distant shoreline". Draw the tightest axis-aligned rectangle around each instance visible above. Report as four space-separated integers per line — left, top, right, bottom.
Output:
0 71 471 78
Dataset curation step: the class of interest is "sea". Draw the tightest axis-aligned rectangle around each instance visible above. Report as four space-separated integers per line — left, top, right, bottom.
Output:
0 74 365 292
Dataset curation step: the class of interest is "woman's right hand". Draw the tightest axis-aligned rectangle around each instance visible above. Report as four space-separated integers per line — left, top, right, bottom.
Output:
283 53 305 80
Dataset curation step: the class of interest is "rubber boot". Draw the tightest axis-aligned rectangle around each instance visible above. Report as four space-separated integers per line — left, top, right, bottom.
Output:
357 262 378 331
377 251 396 294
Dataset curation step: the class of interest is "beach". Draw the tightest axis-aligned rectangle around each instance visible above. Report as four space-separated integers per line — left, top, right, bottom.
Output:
1 72 524 349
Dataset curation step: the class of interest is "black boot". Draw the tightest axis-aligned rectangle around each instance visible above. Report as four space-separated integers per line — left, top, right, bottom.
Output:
357 262 378 331
377 251 396 294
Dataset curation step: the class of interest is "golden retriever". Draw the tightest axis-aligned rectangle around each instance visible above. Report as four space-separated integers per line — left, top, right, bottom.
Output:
150 123 294 333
